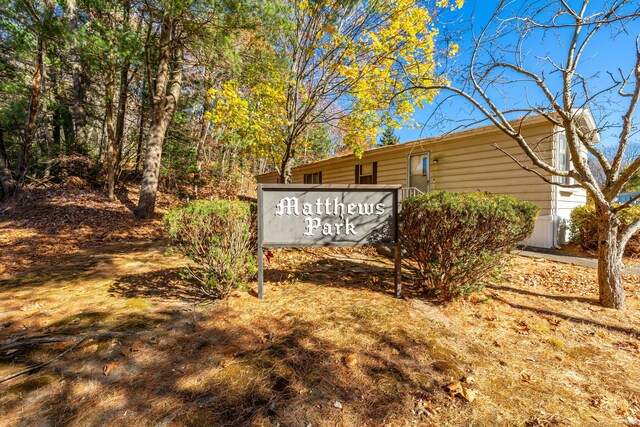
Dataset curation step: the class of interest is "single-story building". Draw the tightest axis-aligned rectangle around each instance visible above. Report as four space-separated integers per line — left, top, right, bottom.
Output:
257 114 595 248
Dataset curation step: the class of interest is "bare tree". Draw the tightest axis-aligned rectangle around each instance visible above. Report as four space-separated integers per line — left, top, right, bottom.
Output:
405 0 640 309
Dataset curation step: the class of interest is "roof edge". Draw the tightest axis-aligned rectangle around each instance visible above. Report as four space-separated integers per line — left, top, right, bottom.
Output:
257 114 554 178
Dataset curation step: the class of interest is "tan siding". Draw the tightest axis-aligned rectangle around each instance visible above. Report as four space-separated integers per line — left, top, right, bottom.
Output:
256 120 555 214
555 187 587 220
259 173 279 184
429 122 553 214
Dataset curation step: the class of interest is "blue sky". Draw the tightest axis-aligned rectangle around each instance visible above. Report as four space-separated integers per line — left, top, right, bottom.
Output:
395 0 640 146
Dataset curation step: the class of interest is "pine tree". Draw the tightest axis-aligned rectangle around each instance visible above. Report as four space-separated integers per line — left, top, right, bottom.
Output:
378 127 399 146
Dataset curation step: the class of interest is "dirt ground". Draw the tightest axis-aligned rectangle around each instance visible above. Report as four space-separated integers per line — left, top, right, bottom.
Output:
1 185 640 426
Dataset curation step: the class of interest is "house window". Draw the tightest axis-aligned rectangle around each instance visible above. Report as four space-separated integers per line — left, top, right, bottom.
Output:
355 162 377 184
410 155 428 176
558 133 571 185
304 171 322 184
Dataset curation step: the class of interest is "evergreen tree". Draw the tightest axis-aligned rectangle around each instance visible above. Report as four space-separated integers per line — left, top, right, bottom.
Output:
379 127 399 146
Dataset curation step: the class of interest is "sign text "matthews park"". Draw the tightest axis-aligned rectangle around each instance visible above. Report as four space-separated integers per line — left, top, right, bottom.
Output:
258 184 399 247
274 196 387 237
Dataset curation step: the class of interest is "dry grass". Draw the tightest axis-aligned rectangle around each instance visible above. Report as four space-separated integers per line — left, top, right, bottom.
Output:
1 186 640 426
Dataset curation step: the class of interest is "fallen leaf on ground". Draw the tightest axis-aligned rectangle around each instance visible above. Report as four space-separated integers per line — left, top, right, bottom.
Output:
103 361 120 376
614 341 639 351
446 380 477 402
343 353 358 367
515 320 530 335
82 343 99 354
223 347 240 357
51 341 73 351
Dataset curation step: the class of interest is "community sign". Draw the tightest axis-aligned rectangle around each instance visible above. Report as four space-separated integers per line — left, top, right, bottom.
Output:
257 184 401 298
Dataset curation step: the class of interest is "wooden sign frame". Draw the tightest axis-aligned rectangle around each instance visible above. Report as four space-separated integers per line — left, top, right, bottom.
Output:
257 184 402 299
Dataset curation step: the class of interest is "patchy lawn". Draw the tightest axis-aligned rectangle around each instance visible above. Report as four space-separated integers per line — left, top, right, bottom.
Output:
1 186 640 426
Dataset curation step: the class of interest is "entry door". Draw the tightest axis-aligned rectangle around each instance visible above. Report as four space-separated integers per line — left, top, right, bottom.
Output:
408 152 430 193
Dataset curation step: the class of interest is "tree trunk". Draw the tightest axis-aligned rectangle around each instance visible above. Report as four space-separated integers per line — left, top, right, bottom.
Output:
51 70 61 157
596 204 626 309
279 129 296 183
105 66 117 202
17 37 45 181
61 107 73 154
193 118 206 198
70 14 86 153
42 58 53 178
114 60 130 180
0 128 17 199
135 15 182 219
135 82 146 174
96 112 106 171
280 153 293 183
114 1 132 179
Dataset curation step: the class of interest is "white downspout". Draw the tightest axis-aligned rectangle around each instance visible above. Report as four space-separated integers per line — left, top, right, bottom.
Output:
551 126 561 249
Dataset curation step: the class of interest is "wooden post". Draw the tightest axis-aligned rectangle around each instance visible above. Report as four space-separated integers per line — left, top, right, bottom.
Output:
257 245 264 299
394 243 402 298
257 184 264 299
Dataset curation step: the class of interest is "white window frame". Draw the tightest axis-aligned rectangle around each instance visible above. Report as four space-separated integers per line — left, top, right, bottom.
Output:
556 131 572 185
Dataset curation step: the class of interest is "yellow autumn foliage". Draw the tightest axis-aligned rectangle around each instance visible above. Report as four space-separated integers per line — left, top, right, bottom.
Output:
206 0 463 165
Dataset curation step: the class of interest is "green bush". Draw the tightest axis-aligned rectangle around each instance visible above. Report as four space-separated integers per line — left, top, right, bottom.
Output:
163 199 257 298
400 191 539 300
570 203 640 254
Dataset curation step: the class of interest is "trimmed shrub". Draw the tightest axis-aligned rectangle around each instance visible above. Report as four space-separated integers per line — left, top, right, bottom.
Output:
400 191 539 300
163 199 257 298
570 203 640 255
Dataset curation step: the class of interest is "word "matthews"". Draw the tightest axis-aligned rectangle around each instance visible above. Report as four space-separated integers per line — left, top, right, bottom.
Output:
274 197 386 237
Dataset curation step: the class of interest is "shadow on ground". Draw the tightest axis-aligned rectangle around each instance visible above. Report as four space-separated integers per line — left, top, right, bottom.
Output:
0 240 168 290
0 299 454 426
110 268 210 302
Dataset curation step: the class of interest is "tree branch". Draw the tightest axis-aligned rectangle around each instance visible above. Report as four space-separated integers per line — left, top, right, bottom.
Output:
0 339 85 384
620 216 640 250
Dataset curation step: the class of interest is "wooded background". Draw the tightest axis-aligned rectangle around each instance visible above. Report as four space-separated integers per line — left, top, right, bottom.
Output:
0 0 451 216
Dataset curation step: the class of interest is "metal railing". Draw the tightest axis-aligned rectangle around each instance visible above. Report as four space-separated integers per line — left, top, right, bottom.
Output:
400 187 424 200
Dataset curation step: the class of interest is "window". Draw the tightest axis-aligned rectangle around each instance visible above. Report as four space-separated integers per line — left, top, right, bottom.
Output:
355 162 377 184
410 155 428 176
558 133 571 185
304 171 322 184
